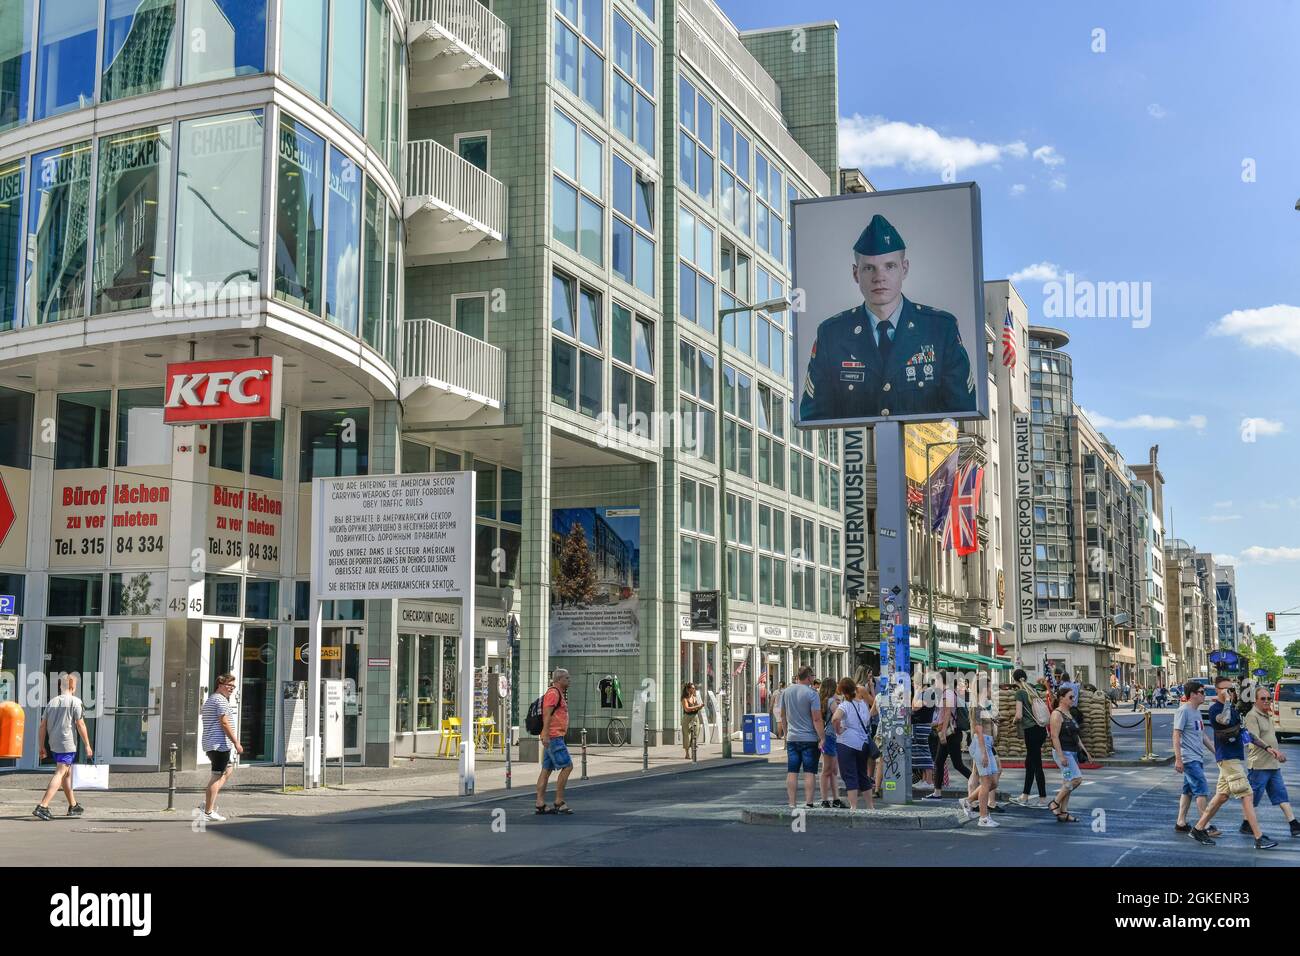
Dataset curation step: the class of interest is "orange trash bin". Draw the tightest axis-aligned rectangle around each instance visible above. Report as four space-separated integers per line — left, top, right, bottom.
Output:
0 700 24 759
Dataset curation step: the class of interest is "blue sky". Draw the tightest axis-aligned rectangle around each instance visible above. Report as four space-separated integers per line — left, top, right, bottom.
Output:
723 0 1300 647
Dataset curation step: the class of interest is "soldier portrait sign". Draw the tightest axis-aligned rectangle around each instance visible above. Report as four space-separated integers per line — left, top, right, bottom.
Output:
792 183 988 428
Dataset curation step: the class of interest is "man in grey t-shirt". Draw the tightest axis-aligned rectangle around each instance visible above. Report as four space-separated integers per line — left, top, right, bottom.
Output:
778 667 825 809
1173 681 1218 834
33 673 93 821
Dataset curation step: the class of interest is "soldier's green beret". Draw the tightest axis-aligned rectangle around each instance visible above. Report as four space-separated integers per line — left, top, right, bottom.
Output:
853 214 905 256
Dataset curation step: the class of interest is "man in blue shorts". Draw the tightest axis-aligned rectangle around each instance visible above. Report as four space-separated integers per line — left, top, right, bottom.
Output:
1172 681 1220 837
778 667 825 809
536 668 574 815
33 673 93 821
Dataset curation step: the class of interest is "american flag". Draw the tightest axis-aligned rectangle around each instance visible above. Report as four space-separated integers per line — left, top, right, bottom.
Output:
951 460 985 557
1001 308 1017 369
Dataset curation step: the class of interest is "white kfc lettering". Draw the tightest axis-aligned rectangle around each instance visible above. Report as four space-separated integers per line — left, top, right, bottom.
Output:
165 370 267 408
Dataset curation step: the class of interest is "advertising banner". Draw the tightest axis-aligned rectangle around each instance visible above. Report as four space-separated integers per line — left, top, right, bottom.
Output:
163 356 283 424
904 420 959 483
793 183 987 428
1014 413 1035 622
549 507 641 656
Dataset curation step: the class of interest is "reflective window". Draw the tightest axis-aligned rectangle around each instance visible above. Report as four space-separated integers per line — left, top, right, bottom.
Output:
331 0 365 130
274 116 326 314
457 134 488 172
325 148 360 333
281 0 328 99
365 0 389 153
94 126 172 315
0 0 33 132
0 385 33 469
384 200 398 365
0 161 23 330
454 295 486 340
35 0 97 120
299 408 369 481
362 177 385 352
26 142 92 325
103 0 177 102
55 391 111 470
115 387 170 467
182 0 266 85
173 111 263 307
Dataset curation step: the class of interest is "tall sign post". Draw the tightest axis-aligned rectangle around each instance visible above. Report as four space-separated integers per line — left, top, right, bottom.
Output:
311 471 475 793
792 183 988 806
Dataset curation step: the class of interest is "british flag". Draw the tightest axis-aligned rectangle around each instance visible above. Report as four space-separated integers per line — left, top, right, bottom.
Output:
1001 308 1017 369
951 460 984 556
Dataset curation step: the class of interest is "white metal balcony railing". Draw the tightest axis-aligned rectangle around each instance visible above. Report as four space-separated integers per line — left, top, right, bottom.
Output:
402 318 505 411
408 0 509 105
405 138 506 261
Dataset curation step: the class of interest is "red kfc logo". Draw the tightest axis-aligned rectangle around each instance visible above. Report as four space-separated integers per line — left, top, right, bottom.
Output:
163 356 283 424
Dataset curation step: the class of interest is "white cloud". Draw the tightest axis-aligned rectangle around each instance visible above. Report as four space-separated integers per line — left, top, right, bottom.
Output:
1213 500 1234 509
1147 103 1168 119
1050 175 1068 190
1209 304 1300 356
1213 553 1238 566
1081 409 1208 432
1009 261 1063 284
1242 417 1285 436
1206 514 1242 523
1010 183 1027 197
1032 145 1065 167
838 115 1029 175
1238 546 1300 564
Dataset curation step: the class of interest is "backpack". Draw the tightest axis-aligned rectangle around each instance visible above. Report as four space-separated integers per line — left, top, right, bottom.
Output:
526 687 560 736
954 703 971 733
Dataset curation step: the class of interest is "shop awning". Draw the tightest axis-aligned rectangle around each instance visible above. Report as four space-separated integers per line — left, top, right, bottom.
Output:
943 651 1015 669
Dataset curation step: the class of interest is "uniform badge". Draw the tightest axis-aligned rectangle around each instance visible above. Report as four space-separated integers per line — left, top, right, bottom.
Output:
906 366 916 381
854 325 862 335
924 363 934 381
842 361 864 369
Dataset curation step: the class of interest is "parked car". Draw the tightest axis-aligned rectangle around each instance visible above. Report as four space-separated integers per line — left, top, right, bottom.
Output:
1273 679 1300 741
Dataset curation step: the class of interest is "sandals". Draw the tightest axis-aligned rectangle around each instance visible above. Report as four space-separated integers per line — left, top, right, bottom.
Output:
1048 799 1061 815
552 802 575 815
1055 811 1078 823
535 804 555 815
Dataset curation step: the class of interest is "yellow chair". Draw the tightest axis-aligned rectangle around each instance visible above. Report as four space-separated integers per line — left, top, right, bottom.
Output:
475 717 502 752
438 718 462 757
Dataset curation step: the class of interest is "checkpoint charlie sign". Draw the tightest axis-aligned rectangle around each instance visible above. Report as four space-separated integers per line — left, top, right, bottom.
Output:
309 472 477 795
312 473 473 600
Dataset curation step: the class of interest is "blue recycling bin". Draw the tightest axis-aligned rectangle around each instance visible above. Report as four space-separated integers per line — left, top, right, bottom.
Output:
742 713 771 755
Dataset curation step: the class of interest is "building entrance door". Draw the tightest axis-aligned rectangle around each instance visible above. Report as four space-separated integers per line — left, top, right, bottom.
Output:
41 623 102 765
101 621 165 766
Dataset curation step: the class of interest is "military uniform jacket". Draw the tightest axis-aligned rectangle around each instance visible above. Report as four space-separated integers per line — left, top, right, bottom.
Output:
800 298 975 421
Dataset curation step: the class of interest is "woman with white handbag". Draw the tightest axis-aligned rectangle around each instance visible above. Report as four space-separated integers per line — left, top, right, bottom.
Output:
33 673 93 821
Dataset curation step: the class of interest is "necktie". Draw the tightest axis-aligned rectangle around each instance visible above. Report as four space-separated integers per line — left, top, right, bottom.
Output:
876 319 894 365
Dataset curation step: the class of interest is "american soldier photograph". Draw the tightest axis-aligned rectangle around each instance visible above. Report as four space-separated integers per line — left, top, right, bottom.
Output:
793 183 987 426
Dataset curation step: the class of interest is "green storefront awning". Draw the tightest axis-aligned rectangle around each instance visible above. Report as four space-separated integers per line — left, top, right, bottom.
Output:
943 651 1015 669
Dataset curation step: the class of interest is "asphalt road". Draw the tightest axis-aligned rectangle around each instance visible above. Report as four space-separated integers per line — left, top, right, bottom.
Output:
4 711 1298 867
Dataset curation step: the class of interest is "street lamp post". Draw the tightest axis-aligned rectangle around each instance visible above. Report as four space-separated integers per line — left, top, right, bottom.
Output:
922 435 977 671
715 296 789 758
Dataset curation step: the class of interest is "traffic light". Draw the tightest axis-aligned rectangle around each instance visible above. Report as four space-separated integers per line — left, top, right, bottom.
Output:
1266 612 1276 631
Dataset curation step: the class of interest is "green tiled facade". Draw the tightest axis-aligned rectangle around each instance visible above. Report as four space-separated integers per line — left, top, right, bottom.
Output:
394 0 850 757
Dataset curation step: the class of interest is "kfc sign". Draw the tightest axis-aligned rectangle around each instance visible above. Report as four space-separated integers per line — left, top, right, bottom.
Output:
163 356 283 424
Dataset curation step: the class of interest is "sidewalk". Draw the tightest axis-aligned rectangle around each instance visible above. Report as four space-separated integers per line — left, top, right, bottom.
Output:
0 741 780 819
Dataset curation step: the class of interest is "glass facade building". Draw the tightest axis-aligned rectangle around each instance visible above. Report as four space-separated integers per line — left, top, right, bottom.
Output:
1 0 847 770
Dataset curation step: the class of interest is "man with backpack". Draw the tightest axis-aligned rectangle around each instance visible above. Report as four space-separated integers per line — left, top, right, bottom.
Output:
532 668 574 815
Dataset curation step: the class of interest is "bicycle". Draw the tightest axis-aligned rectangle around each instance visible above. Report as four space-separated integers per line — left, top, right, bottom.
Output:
605 716 627 747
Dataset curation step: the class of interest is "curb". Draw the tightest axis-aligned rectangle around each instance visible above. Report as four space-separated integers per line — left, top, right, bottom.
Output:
740 804 969 830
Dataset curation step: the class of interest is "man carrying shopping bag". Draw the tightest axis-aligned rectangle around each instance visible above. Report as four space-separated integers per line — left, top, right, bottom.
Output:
33 673 93 821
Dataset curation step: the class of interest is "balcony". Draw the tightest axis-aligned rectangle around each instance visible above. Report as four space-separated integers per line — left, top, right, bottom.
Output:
405 139 507 265
401 319 505 425
408 0 510 107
